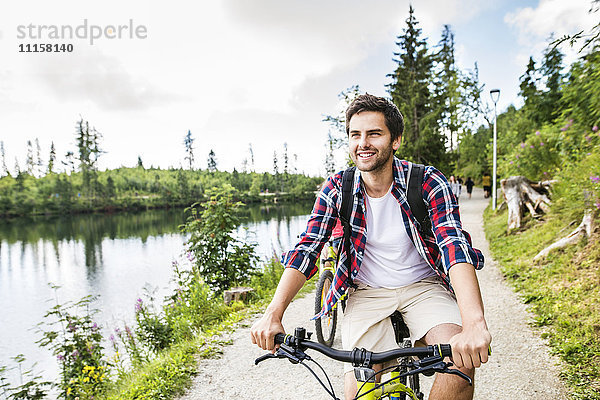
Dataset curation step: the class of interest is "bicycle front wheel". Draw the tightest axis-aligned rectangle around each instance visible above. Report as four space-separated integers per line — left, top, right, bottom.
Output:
314 270 337 347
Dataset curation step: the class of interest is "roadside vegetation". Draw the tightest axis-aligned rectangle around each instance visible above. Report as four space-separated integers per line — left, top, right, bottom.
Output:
481 38 600 400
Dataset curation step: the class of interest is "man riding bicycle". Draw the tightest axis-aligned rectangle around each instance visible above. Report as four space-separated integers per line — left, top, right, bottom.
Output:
251 94 491 400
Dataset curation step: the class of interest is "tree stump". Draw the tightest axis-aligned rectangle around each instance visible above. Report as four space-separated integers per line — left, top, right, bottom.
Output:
224 287 254 305
500 176 555 230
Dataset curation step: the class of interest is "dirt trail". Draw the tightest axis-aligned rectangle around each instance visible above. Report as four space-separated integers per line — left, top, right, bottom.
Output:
178 188 567 399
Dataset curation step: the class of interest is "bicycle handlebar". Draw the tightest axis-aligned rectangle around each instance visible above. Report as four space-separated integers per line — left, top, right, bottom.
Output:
273 328 452 367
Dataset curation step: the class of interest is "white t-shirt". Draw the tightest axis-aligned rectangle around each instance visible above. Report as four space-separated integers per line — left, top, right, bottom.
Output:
355 184 435 288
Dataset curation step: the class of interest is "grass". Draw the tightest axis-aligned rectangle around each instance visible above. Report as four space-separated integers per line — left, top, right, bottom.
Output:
483 206 600 400
100 265 316 399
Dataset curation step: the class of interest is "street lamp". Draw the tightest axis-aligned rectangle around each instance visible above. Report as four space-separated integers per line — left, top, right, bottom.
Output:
490 89 500 210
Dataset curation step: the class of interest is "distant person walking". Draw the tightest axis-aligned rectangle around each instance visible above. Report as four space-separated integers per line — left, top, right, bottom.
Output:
449 175 461 201
482 173 491 198
465 177 475 199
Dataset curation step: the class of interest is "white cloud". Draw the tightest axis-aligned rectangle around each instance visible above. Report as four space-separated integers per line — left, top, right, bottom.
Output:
505 0 598 64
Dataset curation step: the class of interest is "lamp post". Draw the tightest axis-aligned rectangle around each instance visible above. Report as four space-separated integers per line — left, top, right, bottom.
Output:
490 89 500 210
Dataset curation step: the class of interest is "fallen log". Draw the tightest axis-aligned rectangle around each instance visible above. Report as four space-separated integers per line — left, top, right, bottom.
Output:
500 176 555 231
534 191 596 261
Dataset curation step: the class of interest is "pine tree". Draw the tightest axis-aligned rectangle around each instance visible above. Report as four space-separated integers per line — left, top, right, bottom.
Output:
207 149 217 172
25 140 35 175
48 142 56 174
0 141 8 177
519 57 539 107
248 143 255 172
183 130 195 170
272 151 279 175
387 6 446 167
137 155 144 169
75 119 103 196
539 45 564 123
283 142 289 175
35 138 43 177
325 131 336 176
434 25 460 151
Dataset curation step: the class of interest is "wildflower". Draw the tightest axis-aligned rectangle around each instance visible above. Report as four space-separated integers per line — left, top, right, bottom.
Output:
67 323 77 332
586 135 591 142
595 202 600 210
520 142 526 149
71 350 79 359
125 325 134 340
135 298 143 313
92 322 98 331
593 125 599 132
109 334 116 344
540 142 544 146
509 161 514 165
516 154 520 159
535 131 540 136
560 127 567 132
57 354 65 361
590 175 600 183
530 145 534 149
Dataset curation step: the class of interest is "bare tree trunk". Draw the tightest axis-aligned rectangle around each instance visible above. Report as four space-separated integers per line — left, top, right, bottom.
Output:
533 210 594 261
500 176 555 231
534 190 596 261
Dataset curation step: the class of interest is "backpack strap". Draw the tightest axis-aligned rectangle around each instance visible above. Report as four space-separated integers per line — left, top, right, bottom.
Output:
407 163 432 234
338 167 357 289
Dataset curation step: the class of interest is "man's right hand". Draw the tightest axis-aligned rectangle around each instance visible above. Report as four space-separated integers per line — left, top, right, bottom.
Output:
250 310 284 352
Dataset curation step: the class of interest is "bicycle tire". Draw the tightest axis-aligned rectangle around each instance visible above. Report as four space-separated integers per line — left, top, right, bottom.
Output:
314 270 337 347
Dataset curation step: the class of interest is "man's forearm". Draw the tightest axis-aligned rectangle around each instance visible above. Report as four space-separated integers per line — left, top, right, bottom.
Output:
448 262 486 328
265 267 307 318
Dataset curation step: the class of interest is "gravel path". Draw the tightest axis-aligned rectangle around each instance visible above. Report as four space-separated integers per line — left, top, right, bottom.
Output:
178 188 567 399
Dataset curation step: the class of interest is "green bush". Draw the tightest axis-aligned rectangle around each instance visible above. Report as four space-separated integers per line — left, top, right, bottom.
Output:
181 185 259 293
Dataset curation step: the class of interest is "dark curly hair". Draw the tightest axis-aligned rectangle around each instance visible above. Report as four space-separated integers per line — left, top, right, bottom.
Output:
345 93 404 141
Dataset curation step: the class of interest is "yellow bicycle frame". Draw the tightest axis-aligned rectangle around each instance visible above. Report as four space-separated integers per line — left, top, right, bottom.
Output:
356 370 419 400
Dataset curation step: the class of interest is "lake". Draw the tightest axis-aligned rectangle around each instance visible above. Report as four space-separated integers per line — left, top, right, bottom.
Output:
0 201 313 385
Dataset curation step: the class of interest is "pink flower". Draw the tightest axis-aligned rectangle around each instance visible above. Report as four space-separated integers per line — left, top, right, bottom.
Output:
595 202 600 210
540 142 544 146
509 161 513 165
586 135 591 142
530 145 535 148
593 125 599 132
520 142 526 149
535 131 541 136
590 175 600 183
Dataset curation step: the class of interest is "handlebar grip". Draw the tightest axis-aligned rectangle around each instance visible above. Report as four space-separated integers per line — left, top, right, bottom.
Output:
274 333 287 345
439 344 452 358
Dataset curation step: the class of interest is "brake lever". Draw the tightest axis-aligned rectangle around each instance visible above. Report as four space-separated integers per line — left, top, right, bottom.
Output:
402 361 472 385
254 343 309 366
254 353 278 365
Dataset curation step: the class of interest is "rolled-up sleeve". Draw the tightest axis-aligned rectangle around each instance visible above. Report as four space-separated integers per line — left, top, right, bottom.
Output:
281 176 340 280
423 167 484 272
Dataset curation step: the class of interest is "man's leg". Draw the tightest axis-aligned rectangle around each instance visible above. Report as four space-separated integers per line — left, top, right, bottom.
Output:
344 364 384 400
422 323 475 400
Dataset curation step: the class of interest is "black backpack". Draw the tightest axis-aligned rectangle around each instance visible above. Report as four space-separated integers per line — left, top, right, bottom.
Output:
337 163 431 288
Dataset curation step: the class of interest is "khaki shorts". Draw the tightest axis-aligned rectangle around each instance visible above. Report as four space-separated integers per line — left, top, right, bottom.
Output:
341 276 462 373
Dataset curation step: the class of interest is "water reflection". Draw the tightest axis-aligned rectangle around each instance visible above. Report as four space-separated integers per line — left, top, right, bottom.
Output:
0 201 313 384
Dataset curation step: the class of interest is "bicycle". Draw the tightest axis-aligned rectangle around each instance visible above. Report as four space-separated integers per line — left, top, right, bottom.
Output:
255 327 472 400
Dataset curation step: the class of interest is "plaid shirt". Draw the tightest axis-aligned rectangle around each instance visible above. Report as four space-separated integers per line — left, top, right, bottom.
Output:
282 157 484 319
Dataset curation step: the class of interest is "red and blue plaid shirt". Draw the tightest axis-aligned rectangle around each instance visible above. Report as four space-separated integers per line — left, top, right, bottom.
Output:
282 157 484 319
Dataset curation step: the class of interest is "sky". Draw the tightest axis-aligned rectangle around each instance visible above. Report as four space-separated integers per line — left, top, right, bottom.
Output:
0 0 597 177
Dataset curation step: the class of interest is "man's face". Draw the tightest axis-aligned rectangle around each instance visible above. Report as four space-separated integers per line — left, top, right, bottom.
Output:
348 111 400 173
